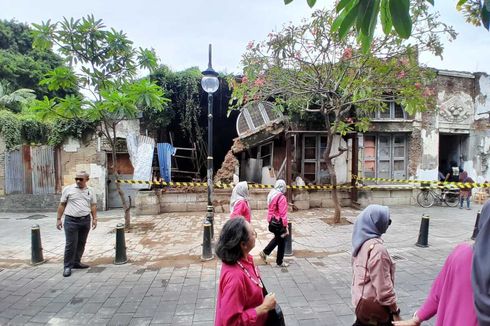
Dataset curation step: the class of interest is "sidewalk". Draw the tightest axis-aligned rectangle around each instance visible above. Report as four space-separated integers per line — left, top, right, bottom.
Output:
0 204 482 325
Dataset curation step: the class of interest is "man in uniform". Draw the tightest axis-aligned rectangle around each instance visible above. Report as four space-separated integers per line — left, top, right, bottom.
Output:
57 171 97 277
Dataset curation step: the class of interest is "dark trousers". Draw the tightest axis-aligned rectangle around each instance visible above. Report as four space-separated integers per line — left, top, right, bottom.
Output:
352 318 392 326
263 232 286 265
64 215 91 268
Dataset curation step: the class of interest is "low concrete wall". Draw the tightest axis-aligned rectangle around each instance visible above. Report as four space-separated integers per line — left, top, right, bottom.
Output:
357 188 416 206
0 194 62 212
135 188 354 215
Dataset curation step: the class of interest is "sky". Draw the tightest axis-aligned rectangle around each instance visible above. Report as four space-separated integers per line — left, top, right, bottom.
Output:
2 0 489 74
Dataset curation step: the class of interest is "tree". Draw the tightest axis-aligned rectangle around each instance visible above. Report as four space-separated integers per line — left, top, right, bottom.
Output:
0 19 75 98
287 0 488 51
30 15 169 228
230 4 454 223
0 81 35 113
149 66 207 172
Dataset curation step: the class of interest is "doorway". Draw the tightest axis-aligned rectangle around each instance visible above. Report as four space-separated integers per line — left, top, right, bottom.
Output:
438 134 469 177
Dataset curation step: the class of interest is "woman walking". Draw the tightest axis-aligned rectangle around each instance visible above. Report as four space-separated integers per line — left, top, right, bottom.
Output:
459 170 474 210
393 199 490 326
215 217 277 325
230 181 252 222
351 205 401 326
259 179 289 267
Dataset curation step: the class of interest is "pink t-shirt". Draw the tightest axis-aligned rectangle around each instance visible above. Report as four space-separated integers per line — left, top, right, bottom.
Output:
417 243 477 326
230 200 251 223
267 194 288 227
215 255 267 326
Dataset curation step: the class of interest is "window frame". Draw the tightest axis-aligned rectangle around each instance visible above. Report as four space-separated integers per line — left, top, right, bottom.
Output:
371 100 408 120
258 142 274 168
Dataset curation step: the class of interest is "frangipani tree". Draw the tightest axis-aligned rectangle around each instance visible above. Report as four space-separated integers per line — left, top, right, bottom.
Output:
230 4 455 223
30 15 169 228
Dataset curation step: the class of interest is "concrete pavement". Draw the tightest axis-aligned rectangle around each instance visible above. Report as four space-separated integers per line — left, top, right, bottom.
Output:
0 203 483 325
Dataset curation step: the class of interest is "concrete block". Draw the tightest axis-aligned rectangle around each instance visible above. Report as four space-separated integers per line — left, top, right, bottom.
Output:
186 202 206 212
256 201 268 210
310 199 322 208
294 200 310 210
160 202 188 213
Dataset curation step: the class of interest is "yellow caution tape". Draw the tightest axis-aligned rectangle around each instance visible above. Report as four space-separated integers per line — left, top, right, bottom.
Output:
353 175 489 189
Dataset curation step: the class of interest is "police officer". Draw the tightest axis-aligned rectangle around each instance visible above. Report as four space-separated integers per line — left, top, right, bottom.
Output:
56 171 97 277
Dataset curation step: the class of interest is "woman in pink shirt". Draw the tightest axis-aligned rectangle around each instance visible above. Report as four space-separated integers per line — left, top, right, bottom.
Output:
259 179 289 267
351 204 401 326
394 200 490 326
215 217 276 326
230 181 252 222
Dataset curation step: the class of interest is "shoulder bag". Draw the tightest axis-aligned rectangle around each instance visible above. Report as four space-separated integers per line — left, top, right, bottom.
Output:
268 196 286 235
262 282 286 326
354 243 391 324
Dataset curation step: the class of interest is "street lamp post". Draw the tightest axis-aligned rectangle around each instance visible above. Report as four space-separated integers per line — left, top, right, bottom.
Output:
201 44 219 254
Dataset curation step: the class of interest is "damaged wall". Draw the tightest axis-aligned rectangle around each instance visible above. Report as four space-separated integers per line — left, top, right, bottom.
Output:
61 135 107 209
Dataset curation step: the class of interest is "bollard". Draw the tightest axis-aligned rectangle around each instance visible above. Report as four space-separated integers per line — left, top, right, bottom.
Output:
114 223 128 265
284 222 293 256
471 211 481 240
31 224 45 265
201 220 214 261
416 214 430 247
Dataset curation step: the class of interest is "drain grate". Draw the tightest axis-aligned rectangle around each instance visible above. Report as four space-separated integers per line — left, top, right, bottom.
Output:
391 254 407 262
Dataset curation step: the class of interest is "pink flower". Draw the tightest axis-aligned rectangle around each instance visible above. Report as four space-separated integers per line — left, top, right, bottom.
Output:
254 78 265 87
247 41 254 50
423 87 434 97
242 76 248 84
342 47 353 60
414 82 422 89
397 71 406 79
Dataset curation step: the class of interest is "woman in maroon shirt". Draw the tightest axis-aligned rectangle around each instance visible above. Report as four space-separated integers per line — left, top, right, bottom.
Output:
215 217 276 325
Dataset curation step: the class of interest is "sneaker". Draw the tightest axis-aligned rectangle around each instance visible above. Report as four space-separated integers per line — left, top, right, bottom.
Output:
459 206 463 209
259 251 268 264
467 207 471 210
277 262 289 268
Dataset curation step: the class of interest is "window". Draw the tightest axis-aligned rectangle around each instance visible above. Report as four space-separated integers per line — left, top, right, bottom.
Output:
302 135 330 184
236 102 284 137
362 134 407 181
258 142 273 167
371 100 407 120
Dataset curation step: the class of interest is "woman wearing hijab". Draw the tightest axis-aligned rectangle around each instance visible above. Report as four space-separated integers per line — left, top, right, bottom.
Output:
393 200 490 326
259 179 289 267
459 170 474 210
215 217 277 325
230 181 251 223
351 204 400 326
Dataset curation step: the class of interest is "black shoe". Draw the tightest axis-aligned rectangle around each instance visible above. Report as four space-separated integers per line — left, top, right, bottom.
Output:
73 262 89 269
63 268 72 277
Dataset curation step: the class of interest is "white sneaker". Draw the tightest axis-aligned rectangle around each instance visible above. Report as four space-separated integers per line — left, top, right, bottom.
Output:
277 262 289 268
259 251 268 264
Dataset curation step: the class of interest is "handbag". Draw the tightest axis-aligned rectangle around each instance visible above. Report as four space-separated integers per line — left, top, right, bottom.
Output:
262 283 286 326
268 196 286 235
354 244 391 324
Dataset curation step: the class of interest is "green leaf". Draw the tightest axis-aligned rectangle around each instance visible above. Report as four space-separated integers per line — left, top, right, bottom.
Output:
307 0 316 8
336 0 352 12
456 0 467 9
389 0 412 38
482 6 490 30
426 0 434 5
339 2 360 39
380 0 393 34
360 0 380 37
284 0 294 4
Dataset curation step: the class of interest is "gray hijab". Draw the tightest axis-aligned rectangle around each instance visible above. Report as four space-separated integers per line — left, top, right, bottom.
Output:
472 200 490 325
352 204 390 257
229 181 249 212
267 179 287 205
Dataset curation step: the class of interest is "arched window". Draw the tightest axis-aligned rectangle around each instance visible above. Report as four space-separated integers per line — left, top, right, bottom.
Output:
236 102 284 137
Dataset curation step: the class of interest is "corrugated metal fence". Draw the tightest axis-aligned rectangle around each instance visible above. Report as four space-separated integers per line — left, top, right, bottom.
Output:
5 145 57 194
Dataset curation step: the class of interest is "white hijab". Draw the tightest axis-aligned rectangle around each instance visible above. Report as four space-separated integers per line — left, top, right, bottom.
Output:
267 179 287 205
230 181 249 212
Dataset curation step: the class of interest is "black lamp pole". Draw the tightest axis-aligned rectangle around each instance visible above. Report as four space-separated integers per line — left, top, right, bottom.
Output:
201 44 219 259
